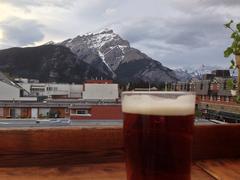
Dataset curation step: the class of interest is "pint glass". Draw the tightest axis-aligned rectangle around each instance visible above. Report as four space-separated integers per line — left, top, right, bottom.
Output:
122 92 196 180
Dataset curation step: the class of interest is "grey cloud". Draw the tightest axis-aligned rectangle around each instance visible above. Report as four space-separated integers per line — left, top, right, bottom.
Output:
109 12 230 67
166 15 227 47
199 0 240 7
113 14 226 50
75 0 120 21
165 44 229 68
0 0 74 9
0 43 12 50
174 0 240 14
111 18 167 43
136 42 178 53
0 17 44 46
166 31 207 48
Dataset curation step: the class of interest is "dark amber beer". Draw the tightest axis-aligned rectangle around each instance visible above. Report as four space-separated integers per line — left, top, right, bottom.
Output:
122 92 195 180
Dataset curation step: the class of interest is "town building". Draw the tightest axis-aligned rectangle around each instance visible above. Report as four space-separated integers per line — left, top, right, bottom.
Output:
0 72 37 102
82 80 119 101
16 78 83 99
169 70 236 104
0 78 121 120
0 100 122 120
168 70 240 120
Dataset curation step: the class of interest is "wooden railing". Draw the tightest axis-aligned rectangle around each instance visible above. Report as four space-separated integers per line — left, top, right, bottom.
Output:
193 124 240 160
0 124 240 167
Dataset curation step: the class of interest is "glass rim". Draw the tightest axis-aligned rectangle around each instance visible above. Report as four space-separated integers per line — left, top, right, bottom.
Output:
122 91 196 96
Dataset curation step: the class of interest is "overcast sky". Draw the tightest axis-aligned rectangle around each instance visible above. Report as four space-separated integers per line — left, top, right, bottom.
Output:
0 0 240 69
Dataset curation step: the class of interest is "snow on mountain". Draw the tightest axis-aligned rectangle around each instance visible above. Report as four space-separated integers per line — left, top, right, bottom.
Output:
186 65 225 77
44 41 55 45
0 29 177 84
174 65 227 81
58 29 177 83
60 29 129 74
174 69 192 82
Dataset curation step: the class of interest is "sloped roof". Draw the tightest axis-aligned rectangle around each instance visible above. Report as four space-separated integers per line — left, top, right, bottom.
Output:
0 72 20 88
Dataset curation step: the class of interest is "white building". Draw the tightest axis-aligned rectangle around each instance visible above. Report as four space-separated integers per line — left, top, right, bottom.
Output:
82 82 119 100
0 73 36 101
18 82 83 98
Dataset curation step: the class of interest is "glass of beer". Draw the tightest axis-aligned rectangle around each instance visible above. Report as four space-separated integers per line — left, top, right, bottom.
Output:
122 91 195 180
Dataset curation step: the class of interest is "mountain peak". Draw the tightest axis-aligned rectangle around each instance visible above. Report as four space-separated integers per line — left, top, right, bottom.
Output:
0 28 177 84
97 28 114 35
56 29 177 83
60 29 130 73
44 41 55 45
83 28 114 37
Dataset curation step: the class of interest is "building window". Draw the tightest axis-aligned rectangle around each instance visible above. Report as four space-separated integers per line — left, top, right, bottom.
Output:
226 96 229 102
223 81 227 90
200 83 203 90
210 96 213 101
71 109 91 116
31 88 45 92
0 108 3 117
47 87 53 91
77 110 89 114
202 95 205 100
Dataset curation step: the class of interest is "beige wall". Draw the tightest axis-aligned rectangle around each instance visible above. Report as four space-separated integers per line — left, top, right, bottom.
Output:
0 81 20 101
83 84 119 100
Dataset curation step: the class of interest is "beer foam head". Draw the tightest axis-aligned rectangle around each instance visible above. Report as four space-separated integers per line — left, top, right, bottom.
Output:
122 92 195 116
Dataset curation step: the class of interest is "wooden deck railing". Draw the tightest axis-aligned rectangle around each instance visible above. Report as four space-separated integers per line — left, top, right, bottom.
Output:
193 124 240 160
0 124 240 167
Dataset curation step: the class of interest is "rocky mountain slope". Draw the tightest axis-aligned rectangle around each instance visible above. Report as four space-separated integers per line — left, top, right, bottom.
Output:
0 29 177 83
0 45 111 83
60 29 177 83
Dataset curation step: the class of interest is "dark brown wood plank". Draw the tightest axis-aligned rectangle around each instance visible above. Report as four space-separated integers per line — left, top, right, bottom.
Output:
193 125 240 160
0 124 240 167
0 127 123 154
0 162 216 180
0 151 124 167
0 127 124 167
0 163 126 180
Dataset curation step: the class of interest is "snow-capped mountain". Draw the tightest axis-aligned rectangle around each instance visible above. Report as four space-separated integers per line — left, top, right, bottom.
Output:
175 65 227 81
59 29 177 83
60 29 129 75
0 29 177 84
174 69 192 82
186 65 225 77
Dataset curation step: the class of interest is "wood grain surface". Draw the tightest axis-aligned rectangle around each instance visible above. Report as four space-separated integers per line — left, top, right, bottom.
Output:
1 160 239 180
0 125 239 179
196 159 240 180
0 124 240 166
0 162 217 180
